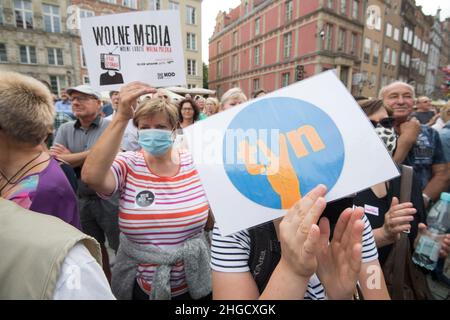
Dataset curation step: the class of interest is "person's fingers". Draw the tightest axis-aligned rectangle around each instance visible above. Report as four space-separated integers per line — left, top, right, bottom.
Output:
332 208 352 243
418 223 427 235
389 215 415 226
318 217 330 253
296 196 326 241
390 207 416 218
390 197 399 209
301 224 321 259
343 208 364 249
350 243 363 274
284 184 326 222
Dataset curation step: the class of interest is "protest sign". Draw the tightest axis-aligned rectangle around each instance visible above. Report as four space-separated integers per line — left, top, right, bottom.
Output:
79 10 186 91
183 71 400 236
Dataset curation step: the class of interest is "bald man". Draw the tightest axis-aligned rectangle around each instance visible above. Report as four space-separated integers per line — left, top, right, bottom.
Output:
379 82 448 208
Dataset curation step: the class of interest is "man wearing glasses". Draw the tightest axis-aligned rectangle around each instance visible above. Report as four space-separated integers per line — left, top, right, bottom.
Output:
412 96 440 126
380 82 448 209
50 85 120 283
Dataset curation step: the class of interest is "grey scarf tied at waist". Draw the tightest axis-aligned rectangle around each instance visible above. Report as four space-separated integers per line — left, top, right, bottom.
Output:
111 231 211 300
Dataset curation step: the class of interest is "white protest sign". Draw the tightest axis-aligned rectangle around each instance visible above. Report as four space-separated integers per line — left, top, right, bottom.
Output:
79 10 186 91
183 71 400 236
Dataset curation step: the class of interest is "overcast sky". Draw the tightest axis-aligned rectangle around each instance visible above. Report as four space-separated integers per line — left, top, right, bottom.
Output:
201 0 450 65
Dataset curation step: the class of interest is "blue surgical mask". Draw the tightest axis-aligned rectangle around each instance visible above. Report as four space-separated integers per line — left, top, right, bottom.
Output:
138 129 174 156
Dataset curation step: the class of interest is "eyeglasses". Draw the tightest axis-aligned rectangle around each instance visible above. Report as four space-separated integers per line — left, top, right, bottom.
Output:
370 117 395 128
69 96 96 103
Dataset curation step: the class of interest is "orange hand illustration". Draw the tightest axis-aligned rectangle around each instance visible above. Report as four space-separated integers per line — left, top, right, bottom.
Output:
238 134 301 209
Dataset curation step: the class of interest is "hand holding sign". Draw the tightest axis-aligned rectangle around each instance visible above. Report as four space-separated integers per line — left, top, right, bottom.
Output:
117 81 156 122
238 134 301 209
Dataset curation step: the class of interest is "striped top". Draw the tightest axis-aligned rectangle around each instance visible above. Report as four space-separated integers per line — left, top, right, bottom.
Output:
107 150 209 297
211 214 378 300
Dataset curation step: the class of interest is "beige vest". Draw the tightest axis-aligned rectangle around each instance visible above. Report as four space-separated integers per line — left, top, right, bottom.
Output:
0 198 102 299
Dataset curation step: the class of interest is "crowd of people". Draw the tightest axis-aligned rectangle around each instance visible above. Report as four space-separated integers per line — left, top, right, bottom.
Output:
0 71 449 300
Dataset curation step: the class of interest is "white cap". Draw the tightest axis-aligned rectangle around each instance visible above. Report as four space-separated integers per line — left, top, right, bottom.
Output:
67 85 102 100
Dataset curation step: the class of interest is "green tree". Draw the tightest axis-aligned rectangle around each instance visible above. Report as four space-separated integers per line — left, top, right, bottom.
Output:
203 62 209 89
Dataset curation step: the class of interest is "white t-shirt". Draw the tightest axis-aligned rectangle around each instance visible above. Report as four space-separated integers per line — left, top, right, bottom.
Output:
52 243 116 300
211 214 378 300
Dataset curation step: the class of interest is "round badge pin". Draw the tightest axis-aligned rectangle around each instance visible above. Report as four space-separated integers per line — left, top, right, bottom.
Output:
135 190 155 207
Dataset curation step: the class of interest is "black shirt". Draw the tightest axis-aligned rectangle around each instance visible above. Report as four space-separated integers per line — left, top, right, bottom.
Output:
353 175 426 266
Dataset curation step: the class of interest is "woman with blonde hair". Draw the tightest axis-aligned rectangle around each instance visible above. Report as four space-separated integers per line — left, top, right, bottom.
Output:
220 87 248 111
205 97 220 116
0 71 80 228
82 82 212 300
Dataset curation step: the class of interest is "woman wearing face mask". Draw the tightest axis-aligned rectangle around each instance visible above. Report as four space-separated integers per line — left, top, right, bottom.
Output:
82 82 212 300
353 99 428 266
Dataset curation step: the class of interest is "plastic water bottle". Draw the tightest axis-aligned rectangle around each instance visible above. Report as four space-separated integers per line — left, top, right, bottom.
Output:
412 192 450 270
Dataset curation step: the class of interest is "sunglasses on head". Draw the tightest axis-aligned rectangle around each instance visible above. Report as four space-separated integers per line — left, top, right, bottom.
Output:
370 117 395 128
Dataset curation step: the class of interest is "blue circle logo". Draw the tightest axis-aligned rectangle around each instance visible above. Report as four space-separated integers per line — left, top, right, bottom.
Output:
223 97 345 209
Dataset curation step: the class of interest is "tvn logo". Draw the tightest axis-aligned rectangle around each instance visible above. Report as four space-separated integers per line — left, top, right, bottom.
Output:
157 72 176 80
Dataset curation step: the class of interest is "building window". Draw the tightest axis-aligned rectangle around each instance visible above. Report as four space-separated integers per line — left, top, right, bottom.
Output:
283 32 292 59
244 0 249 14
217 60 222 77
352 0 359 19
83 76 90 84
187 33 196 50
169 1 179 10
325 24 333 50
340 0 347 15
400 52 405 66
217 41 221 54
14 0 33 29
0 4 4 25
232 54 238 72
363 37 371 62
80 46 87 68
408 30 413 45
186 6 196 25
255 18 260 35
233 31 238 46
254 45 261 65
406 54 410 67
80 9 94 18
372 41 379 65
393 28 399 41
403 27 408 42
391 50 397 66
327 0 334 9
386 23 392 38
350 33 357 54
187 59 197 76
48 48 64 65
285 0 293 22
0 44 7 62
384 47 390 64
49 75 66 95
43 4 61 33
149 0 160 10
338 28 346 51
19 45 36 64
253 78 260 90
101 0 116 3
282 72 290 87
123 0 137 9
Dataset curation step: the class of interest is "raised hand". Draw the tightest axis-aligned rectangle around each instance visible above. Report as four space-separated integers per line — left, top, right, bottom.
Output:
398 118 420 145
278 184 327 278
116 82 156 122
382 197 416 242
316 207 365 300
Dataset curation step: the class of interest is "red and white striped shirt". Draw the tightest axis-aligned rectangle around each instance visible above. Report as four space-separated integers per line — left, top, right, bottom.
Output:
109 150 209 297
